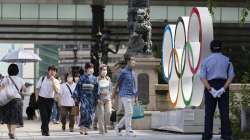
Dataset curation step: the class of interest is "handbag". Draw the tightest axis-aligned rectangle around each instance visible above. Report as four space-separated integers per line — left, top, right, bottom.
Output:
0 77 21 106
65 83 79 116
132 102 144 120
110 108 117 122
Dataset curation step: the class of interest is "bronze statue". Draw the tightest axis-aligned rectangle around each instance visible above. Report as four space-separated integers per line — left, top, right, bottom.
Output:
127 0 152 55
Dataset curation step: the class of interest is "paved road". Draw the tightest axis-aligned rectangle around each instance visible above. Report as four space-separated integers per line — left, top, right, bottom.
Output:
0 120 221 140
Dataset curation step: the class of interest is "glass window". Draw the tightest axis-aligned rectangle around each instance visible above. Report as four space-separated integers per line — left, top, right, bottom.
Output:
213 7 221 23
58 4 76 20
105 5 113 21
221 7 238 23
113 5 127 21
2 4 20 19
150 6 167 21
77 5 92 21
40 4 57 19
168 6 185 22
185 6 193 16
0 4 1 19
21 4 39 19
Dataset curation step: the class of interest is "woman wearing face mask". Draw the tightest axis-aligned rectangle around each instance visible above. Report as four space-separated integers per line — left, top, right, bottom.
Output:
59 73 77 132
72 62 98 135
96 64 113 134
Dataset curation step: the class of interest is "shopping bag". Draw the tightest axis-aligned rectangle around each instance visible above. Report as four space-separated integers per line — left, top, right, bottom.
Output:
0 85 13 106
0 77 21 106
132 103 144 120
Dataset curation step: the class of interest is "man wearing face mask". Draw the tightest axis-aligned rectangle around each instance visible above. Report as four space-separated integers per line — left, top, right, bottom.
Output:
36 65 60 136
59 73 77 132
72 62 99 135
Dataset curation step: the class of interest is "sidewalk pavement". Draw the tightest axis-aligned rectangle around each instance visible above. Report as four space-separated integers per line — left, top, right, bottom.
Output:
0 120 221 140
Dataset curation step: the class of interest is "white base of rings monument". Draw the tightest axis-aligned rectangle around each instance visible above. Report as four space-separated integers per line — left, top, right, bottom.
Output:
151 109 220 133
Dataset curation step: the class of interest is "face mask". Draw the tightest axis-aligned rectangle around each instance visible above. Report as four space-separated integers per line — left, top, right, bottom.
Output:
67 77 73 82
87 68 94 75
101 70 107 76
74 77 79 82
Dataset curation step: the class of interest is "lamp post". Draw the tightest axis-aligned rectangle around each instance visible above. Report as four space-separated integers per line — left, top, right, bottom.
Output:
73 46 78 64
71 45 81 77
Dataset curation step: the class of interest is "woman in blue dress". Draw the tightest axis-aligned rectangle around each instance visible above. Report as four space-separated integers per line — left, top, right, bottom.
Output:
73 62 99 135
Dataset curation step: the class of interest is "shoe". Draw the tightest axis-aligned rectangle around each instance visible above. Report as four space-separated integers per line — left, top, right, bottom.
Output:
70 128 74 132
202 134 212 140
93 126 98 131
42 132 50 136
42 131 46 136
8 133 15 139
220 136 232 140
53 120 60 124
84 132 88 135
99 131 105 135
126 131 136 137
115 125 122 136
62 126 66 131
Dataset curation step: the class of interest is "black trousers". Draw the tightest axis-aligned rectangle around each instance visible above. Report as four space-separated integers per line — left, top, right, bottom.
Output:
203 79 232 140
38 96 54 133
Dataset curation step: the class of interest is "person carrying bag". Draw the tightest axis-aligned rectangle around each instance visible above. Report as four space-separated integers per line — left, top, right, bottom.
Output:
59 73 78 132
0 64 26 139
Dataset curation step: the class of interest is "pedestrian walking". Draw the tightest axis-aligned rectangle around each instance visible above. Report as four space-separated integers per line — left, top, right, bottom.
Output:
72 62 99 135
59 73 77 132
51 94 60 124
96 64 113 134
36 65 60 136
114 54 138 137
0 64 27 139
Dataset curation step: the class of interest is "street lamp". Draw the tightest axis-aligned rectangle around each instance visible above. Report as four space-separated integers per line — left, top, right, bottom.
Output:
73 46 78 64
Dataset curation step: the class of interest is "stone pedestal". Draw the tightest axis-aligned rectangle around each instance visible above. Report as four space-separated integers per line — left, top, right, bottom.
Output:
134 56 160 111
151 109 220 133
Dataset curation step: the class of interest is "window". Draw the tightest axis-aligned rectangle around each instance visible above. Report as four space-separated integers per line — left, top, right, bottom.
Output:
58 4 76 20
2 4 20 19
150 6 167 21
77 5 92 21
113 5 127 21
40 4 57 19
168 6 185 22
221 7 238 23
105 5 113 20
21 4 39 19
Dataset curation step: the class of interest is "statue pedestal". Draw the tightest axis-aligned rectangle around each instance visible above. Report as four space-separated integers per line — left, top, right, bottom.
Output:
151 109 220 133
134 56 160 111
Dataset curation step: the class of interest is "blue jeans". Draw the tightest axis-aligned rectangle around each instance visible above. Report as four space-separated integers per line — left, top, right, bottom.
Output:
51 102 60 121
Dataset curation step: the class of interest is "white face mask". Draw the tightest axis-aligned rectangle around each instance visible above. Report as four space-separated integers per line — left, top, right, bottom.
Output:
87 68 94 75
67 77 73 82
101 70 107 76
74 77 79 82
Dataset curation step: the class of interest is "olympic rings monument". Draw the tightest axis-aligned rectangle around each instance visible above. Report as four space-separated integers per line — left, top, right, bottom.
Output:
151 7 220 133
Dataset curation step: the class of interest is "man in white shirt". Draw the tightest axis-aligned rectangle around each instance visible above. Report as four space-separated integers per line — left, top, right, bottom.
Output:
36 65 60 136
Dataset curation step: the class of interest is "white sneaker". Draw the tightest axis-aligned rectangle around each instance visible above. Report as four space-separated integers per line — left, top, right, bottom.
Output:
115 125 122 136
125 130 136 137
